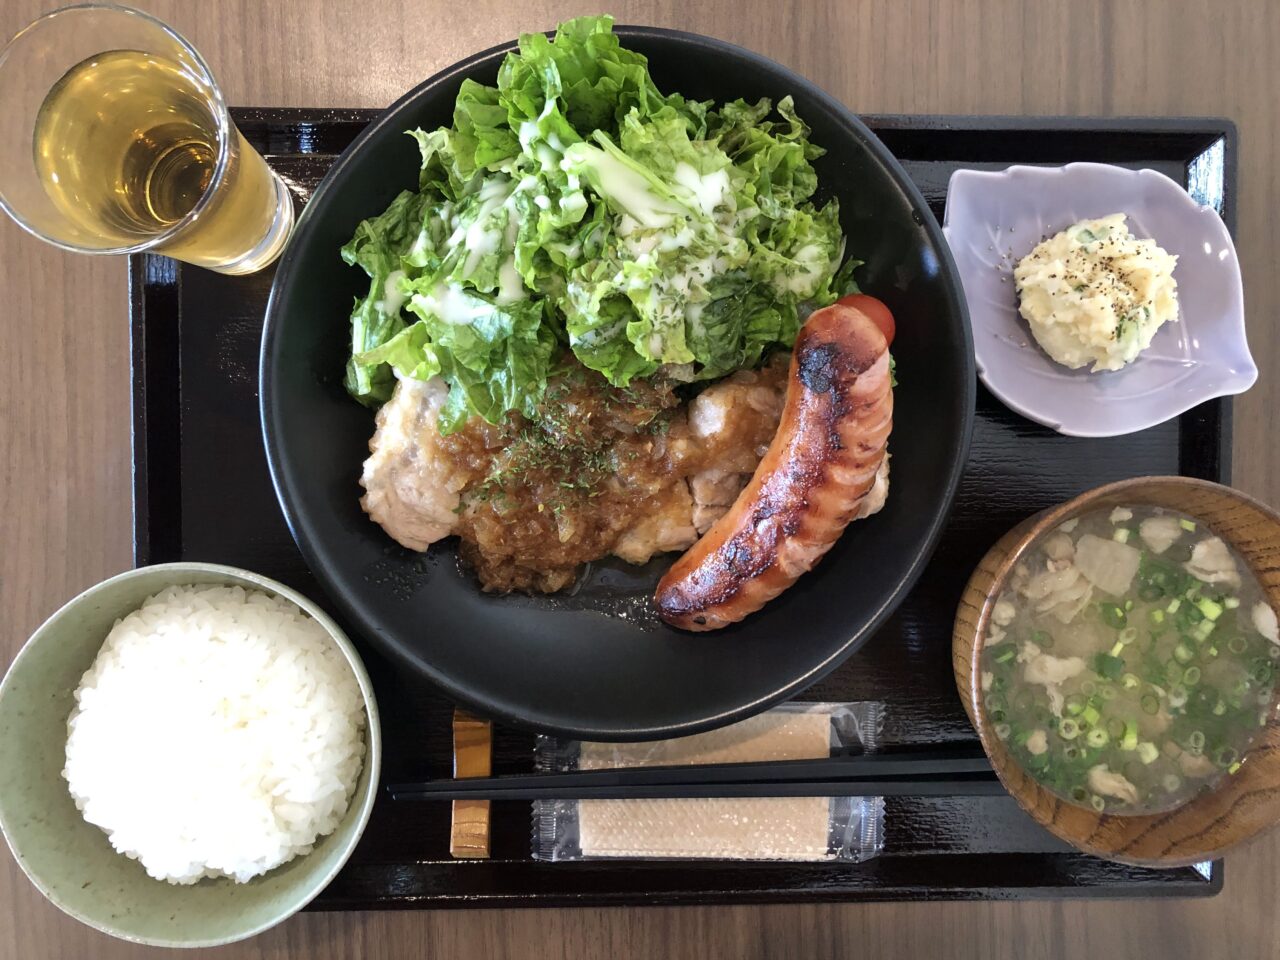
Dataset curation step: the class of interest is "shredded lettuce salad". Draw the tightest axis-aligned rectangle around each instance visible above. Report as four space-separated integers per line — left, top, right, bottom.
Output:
342 15 857 433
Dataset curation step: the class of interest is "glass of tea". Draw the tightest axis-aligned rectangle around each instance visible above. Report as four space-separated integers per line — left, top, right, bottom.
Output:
0 4 293 274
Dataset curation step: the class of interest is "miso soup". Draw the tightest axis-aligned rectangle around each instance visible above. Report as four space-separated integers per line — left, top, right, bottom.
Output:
981 505 1279 814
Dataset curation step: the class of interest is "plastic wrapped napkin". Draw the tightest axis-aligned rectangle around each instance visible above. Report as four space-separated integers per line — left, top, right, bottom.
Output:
532 701 885 862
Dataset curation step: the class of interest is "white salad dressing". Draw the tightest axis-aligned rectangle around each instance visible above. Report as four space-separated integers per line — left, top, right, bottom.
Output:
672 162 731 217
412 283 493 326
497 259 525 304
375 269 408 316
777 243 831 297
564 143 682 229
495 193 526 305
518 121 539 151
448 178 515 279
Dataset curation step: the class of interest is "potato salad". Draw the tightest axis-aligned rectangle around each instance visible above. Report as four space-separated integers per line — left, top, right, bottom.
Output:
1014 214 1179 372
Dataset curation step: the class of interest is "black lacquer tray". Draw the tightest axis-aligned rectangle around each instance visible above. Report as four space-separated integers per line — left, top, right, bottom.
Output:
130 110 1236 906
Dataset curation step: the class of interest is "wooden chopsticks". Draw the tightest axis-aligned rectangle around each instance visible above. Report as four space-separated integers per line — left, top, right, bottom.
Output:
389 750 1003 802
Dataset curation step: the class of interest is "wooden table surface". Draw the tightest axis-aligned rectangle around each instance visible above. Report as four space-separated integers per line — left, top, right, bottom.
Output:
2 1 1277 957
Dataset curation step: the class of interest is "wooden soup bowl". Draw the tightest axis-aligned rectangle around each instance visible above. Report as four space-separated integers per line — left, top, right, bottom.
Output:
954 476 1280 866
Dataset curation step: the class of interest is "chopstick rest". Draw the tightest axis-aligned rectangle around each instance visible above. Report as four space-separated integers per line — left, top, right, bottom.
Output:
449 709 492 859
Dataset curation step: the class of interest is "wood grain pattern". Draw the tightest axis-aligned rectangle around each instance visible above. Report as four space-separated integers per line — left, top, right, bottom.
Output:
450 710 492 859
954 477 1280 866
2 0 1279 957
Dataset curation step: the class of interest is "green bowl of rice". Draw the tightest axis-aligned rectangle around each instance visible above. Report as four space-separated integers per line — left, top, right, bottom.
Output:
0 563 381 947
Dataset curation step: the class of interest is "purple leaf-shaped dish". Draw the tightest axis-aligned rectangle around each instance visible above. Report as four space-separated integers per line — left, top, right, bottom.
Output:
942 162 1255 437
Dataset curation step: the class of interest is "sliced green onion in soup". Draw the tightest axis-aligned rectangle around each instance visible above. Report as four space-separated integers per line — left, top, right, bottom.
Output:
1121 721 1138 751
1197 598 1224 621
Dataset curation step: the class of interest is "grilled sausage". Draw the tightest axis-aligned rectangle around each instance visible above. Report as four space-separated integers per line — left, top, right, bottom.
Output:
654 303 893 631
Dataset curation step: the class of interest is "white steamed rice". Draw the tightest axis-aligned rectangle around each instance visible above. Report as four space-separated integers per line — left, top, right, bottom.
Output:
63 584 366 885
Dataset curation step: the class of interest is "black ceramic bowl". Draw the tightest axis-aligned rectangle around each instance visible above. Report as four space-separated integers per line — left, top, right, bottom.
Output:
261 26 974 740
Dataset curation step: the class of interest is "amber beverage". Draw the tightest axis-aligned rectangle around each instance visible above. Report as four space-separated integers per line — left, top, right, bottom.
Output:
1 6 293 274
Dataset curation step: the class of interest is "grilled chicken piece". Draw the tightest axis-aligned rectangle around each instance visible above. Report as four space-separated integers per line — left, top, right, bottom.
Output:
611 481 699 564
360 377 462 551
